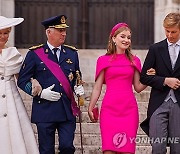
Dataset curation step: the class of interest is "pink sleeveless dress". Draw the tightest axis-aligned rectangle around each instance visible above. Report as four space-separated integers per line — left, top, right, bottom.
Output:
95 54 141 153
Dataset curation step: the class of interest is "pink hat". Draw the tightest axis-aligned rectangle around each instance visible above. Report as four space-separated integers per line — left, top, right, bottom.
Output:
110 23 129 37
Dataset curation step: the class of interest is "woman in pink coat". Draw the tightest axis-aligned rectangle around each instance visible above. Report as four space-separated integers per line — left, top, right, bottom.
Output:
88 23 154 154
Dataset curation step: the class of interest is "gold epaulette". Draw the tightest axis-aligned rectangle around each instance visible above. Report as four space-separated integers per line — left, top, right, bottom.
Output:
64 44 78 51
29 44 44 50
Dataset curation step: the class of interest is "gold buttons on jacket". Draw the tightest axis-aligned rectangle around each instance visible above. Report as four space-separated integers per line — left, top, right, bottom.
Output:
2 94 6 98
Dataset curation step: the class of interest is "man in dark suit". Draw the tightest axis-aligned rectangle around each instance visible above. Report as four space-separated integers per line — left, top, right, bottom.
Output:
140 12 180 154
17 15 84 154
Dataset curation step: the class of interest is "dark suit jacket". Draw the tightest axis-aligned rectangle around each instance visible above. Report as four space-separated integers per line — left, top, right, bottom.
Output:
17 44 80 123
140 39 180 135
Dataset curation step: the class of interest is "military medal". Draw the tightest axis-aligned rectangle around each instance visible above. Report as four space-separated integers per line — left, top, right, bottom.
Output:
68 72 74 81
61 16 66 23
66 58 73 64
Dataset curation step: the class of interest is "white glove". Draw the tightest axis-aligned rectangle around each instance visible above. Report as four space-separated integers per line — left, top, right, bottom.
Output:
74 85 85 96
40 84 61 101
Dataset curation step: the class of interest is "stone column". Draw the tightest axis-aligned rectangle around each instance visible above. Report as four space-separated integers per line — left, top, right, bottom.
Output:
154 0 180 43
0 0 15 47
0 0 2 14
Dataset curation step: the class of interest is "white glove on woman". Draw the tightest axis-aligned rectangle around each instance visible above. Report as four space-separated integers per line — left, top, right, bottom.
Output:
40 84 61 101
74 85 85 96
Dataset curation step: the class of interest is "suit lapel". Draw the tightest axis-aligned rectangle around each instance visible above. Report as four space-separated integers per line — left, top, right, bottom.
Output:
43 44 58 63
44 44 67 64
59 45 67 64
173 48 180 73
159 40 172 72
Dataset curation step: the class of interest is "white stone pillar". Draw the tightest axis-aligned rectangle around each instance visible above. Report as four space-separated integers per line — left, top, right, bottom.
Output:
154 0 180 43
0 0 15 47
0 0 2 14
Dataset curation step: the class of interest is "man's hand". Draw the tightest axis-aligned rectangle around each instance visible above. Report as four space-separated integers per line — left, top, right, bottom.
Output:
31 79 42 96
40 84 61 101
146 68 156 75
74 85 85 96
164 78 180 90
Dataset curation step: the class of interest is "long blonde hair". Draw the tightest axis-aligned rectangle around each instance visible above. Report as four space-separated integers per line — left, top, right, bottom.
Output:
107 26 133 62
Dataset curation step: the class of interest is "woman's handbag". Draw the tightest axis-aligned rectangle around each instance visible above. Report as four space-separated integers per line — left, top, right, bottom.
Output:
92 107 99 120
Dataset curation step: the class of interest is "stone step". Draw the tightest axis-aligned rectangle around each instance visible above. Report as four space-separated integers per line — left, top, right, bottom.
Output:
53 137 154 153
74 146 170 154
27 103 148 127
75 92 150 111
20 83 151 112
74 134 152 146
82 83 151 101
75 123 147 136
74 146 153 154
54 138 170 154
19 82 153 154
74 110 147 124
32 126 151 147
75 145 101 154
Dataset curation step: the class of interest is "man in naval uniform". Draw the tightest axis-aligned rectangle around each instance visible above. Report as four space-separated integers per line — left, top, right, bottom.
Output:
17 15 84 154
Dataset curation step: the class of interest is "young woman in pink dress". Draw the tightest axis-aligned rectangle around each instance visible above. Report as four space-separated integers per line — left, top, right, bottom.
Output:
88 23 154 154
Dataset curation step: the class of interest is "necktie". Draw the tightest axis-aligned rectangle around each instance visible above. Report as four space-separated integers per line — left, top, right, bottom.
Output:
170 44 177 69
53 48 58 63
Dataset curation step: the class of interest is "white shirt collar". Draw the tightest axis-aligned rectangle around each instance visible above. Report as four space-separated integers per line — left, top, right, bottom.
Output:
47 41 61 51
167 39 180 47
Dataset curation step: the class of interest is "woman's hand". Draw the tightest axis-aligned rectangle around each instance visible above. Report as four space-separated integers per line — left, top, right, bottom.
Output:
88 109 98 123
31 78 42 96
146 68 156 75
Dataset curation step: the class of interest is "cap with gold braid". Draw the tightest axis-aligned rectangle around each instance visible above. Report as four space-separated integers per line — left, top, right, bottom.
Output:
41 15 69 29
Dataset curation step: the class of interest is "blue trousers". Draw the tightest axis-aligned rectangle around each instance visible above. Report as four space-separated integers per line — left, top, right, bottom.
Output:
36 120 76 154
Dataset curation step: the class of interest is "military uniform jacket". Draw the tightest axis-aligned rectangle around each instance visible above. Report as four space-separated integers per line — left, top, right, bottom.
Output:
17 44 81 123
140 39 180 135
